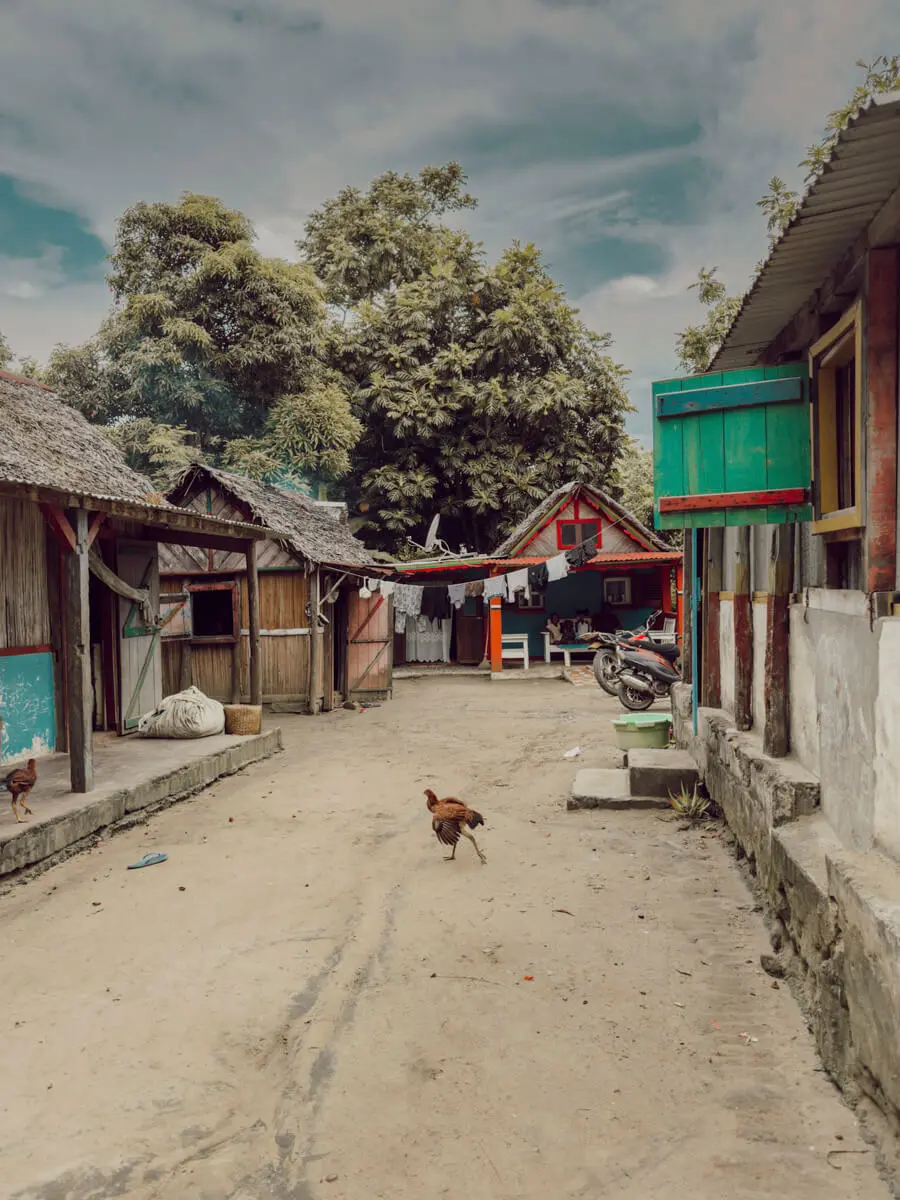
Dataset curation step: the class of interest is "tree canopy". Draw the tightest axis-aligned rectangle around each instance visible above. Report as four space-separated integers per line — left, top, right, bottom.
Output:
298 166 632 552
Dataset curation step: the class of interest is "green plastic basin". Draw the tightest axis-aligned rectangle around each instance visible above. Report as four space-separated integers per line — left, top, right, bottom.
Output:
611 712 672 750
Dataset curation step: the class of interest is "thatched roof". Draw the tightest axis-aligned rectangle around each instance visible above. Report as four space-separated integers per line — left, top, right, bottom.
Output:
168 464 375 567
0 372 166 504
493 480 670 557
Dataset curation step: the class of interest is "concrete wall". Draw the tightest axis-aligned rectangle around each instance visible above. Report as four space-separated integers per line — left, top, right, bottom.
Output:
751 601 766 734
719 598 735 716
788 607 820 778
874 619 900 861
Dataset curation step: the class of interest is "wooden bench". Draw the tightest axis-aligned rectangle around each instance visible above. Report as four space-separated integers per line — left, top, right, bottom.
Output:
542 633 596 669
501 633 530 669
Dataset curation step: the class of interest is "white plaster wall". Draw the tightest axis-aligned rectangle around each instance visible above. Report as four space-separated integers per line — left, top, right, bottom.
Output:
788 605 820 777
874 618 900 861
719 599 735 716
751 602 767 734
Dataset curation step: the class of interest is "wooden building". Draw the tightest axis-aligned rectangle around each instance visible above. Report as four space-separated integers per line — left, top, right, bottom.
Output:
161 466 391 710
0 372 269 793
392 481 682 668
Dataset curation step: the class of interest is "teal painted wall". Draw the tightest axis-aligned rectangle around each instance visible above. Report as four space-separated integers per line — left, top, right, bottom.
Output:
0 651 56 761
501 571 657 658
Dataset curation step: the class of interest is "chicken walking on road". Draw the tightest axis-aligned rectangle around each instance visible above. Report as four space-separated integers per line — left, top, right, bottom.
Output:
4 759 37 823
425 788 487 864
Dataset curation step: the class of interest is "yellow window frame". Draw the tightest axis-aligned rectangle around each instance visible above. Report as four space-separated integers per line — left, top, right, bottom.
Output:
809 300 863 535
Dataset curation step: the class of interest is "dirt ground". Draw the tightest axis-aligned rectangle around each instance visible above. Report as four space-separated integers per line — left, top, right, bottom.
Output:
0 677 888 1199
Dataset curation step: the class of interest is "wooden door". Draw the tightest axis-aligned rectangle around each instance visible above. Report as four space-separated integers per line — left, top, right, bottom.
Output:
346 590 392 701
455 610 485 664
117 543 162 733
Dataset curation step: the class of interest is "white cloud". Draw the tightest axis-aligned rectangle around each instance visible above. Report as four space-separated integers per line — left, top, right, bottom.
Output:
1 0 899 430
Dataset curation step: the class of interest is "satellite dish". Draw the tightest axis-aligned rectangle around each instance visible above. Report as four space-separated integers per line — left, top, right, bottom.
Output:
424 514 441 552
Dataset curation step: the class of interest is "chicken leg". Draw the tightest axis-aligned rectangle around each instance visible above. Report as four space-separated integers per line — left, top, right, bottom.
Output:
460 827 487 865
444 842 457 862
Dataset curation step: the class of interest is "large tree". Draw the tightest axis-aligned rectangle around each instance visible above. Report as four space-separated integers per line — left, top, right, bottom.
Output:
48 193 360 484
298 165 632 552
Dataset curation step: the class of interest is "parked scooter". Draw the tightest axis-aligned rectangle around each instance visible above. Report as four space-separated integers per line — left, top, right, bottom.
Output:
590 611 678 697
615 641 682 711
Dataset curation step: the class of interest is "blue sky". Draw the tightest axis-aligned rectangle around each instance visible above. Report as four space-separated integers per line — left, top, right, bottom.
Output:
2 0 899 437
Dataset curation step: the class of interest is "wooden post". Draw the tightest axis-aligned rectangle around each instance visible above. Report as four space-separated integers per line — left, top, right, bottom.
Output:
675 560 684 653
764 524 794 757
682 538 693 686
489 595 503 674
228 639 240 702
866 246 899 593
45 534 68 753
309 569 323 715
246 540 262 706
703 528 723 709
660 566 673 614
65 509 92 793
733 526 753 731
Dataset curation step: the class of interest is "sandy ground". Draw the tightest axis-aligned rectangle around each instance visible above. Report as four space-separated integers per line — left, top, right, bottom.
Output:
0 677 888 1200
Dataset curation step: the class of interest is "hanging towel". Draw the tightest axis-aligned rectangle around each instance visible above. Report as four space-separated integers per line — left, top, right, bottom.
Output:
448 582 467 609
528 562 549 590
465 579 484 597
483 575 506 601
379 581 396 598
546 553 570 582
421 586 451 621
505 568 530 600
365 577 382 593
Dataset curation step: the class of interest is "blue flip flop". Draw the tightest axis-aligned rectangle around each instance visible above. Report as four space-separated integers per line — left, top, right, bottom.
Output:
127 852 168 870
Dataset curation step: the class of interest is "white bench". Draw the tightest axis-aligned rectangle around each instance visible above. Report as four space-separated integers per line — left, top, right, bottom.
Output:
649 617 677 645
543 633 596 669
501 633 530 669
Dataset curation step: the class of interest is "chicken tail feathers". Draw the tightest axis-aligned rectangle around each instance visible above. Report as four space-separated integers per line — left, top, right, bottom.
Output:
467 810 484 829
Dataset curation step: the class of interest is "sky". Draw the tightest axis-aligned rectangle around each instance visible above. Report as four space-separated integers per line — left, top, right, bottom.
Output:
2 0 899 438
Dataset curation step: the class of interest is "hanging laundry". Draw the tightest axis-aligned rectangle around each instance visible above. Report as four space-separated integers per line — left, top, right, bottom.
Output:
365 577 382 593
379 581 396 598
483 575 506 601
566 535 598 569
421 586 451 621
528 562 549 590
505 568 530 600
546 553 570 582
465 579 485 597
393 583 423 633
448 582 467 609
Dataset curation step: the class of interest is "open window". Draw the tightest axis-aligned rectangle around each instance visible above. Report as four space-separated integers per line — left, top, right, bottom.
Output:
810 301 863 536
188 581 239 642
517 590 545 611
557 520 600 551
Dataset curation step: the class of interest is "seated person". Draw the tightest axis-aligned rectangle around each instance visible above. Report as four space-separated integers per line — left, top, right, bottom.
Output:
545 612 563 643
575 610 592 637
560 617 576 643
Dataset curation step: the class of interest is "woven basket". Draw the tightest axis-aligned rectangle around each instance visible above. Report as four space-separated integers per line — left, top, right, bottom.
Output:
223 704 263 736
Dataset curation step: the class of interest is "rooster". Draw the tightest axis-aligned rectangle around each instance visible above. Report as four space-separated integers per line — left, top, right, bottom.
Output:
4 759 37 823
425 788 486 865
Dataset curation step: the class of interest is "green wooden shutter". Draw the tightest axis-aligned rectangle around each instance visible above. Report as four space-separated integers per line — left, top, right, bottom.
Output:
652 364 812 530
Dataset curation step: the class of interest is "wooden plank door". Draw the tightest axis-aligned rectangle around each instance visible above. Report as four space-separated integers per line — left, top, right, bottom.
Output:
117 543 162 733
346 591 392 701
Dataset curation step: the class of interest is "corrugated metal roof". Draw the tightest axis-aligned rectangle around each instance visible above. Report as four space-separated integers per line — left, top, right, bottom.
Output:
711 91 900 370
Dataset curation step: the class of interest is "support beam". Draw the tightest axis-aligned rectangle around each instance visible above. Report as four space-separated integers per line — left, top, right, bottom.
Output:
246 540 262 706
660 565 674 615
489 595 503 674
65 509 92 793
764 525 794 758
45 534 68 753
682 539 693 686
703 528 723 709
675 561 684 651
866 245 899 593
309 570 323 716
733 527 753 732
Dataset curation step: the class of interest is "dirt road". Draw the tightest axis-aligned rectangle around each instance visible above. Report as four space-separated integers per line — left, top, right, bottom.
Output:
0 678 887 1199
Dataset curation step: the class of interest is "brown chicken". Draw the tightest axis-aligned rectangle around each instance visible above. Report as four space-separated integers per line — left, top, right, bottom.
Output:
425 788 487 865
4 759 37 823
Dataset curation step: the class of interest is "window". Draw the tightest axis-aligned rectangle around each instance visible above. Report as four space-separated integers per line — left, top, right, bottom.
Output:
604 576 631 606
557 520 600 550
810 302 862 535
517 590 545 611
188 582 239 641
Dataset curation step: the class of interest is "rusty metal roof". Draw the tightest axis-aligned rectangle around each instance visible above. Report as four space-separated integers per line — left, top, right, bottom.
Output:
711 91 900 370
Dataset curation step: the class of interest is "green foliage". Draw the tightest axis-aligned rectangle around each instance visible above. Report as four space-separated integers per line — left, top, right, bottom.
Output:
802 56 900 183
668 783 711 821
675 268 741 375
309 198 632 550
611 436 653 529
0 330 13 371
102 418 199 485
756 176 800 244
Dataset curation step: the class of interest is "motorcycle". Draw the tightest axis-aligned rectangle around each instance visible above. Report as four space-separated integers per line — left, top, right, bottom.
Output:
615 641 682 711
589 611 678 696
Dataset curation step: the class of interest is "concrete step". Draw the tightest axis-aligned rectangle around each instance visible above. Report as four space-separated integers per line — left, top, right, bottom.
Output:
568 768 669 811
626 748 699 799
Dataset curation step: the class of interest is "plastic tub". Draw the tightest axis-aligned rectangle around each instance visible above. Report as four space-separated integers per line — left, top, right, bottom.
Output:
611 712 672 751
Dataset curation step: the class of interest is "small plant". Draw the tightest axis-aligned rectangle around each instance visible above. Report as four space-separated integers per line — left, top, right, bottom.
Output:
668 783 711 821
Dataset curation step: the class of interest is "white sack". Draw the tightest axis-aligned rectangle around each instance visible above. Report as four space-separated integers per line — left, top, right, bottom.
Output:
137 686 225 739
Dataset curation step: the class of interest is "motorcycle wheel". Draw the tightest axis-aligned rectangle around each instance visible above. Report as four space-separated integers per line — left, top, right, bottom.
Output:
617 681 655 711
593 650 619 696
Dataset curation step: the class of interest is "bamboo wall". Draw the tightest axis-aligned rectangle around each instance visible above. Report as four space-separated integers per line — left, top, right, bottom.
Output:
0 498 51 649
